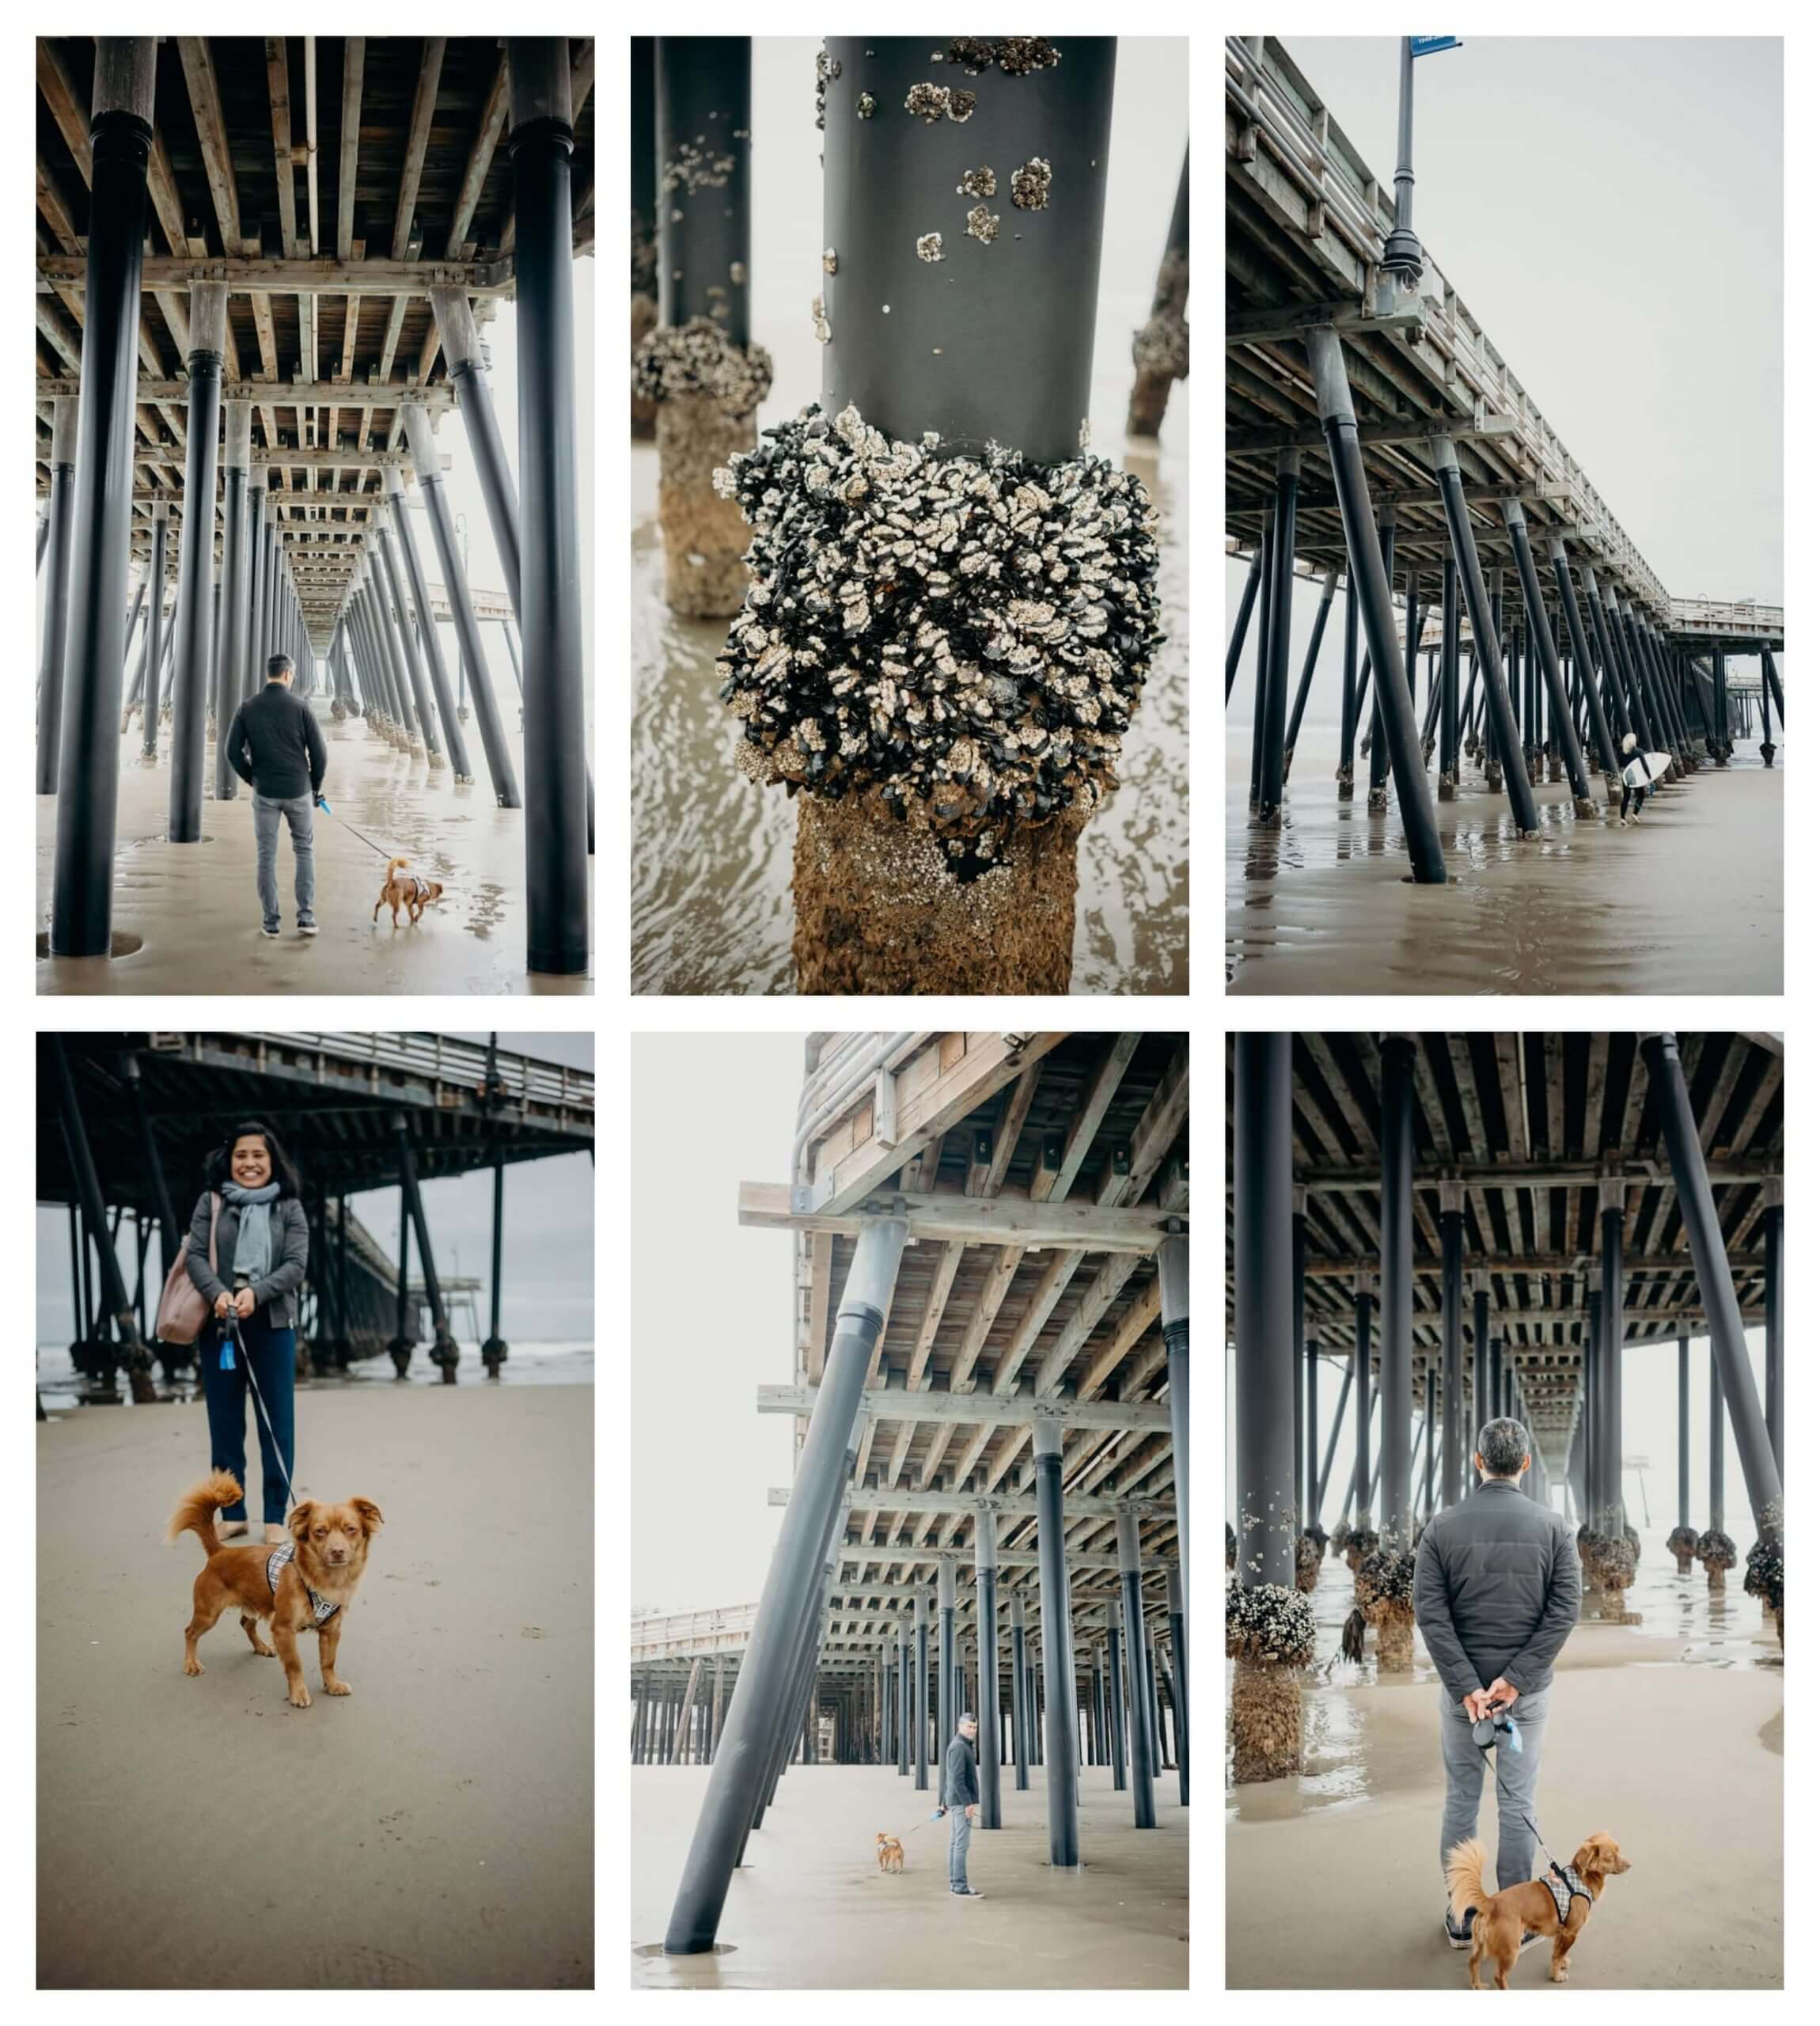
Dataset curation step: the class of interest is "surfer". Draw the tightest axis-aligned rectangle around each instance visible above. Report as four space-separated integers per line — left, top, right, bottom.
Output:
1619 733 1652 825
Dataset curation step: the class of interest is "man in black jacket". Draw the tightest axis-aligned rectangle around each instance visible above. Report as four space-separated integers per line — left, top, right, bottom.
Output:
1415 1417 1580 1945
939 1713 984 1898
224 654 329 938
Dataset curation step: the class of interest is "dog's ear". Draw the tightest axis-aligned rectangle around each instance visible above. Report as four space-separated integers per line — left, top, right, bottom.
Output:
1572 1838 1606 1876
288 1500 317 1540
351 1497 385 1534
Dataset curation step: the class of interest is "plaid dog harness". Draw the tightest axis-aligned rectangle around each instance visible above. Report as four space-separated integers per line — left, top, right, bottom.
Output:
1543 1862 1591 1925
267 1542 340 1626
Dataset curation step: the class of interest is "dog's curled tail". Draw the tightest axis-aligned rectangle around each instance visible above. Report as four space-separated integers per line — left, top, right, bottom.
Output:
1446 1837 1495 1926
385 856 410 876
167 1470 245 1554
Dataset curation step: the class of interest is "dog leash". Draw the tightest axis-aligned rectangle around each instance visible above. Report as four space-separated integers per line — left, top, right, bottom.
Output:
313 797 400 863
222 1308 301 1516
1473 1710 1565 1877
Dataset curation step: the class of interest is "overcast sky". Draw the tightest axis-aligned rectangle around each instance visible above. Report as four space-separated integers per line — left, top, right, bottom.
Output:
37 1030 593 1345
631 1031 804 1614
1230 36 1783 736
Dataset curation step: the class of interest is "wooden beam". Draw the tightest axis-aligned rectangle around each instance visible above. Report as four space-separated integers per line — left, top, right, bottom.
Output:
178 37 250 256
948 1246 1024 1391
982 1060 1044 1195
905 1241 964 1391
802 1231 832 1386
393 38 448 261
35 153 82 252
39 254 511 297
146 127 190 258
1047 1034 1141 1203
1029 1253 1143 1395
26 378 453 413
991 1248 1084 1396
738 1180 1181 1254
772 1485 1171 1520
36 41 92 185
759 1383 1170 1433
1101 1042 1189 1207
448 55 510 259
1075 1280 1162 1402
266 40 299 260
810 1034 1068 1216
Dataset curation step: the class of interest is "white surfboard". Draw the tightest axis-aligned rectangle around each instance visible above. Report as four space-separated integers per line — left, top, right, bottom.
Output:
1643 750 1673 782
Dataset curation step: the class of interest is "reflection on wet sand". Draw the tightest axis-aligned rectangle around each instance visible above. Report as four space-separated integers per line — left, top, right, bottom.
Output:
1227 742 1783 995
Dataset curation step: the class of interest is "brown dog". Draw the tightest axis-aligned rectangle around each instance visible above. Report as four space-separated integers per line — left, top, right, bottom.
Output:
876 1833 905 1874
373 856 445 927
1447 1832 1631 1988
169 1470 384 1709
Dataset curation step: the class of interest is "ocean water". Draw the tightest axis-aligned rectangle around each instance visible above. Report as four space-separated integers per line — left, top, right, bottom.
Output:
34 1338 593 1411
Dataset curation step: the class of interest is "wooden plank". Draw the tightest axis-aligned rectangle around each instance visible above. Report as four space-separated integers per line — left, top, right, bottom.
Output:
36 154 82 252
949 1246 1024 1390
906 1240 963 1389
448 55 510 259
991 1248 1085 1395
1100 1041 1190 1205
178 37 250 255
146 128 189 257
266 40 299 259
737 1180 1179 1254
36 41 92 184
337 37 365 264
803 1231 832 1385
1047 1034 1140 1202
1075 1279 1162 1400
1029 1253 1141 1394
393 38 449 261
39 254 508 297
981 1060 1044 1194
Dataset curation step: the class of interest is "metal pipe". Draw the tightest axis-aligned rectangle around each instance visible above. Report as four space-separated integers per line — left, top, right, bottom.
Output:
214 403 252 799
385 468 472 779
1307 328 1444 878
1106 1615 1127 1791
374 514 442 757
1314 1359 1355 1518
1010 1595 1030 1792
1381 37 1424 283
1225 548 1262 704
1641 1034 1781 1538
1167 1565 1189 1807
1284 567 1337 774
1762 1189 1783 1476
1503 500 1594 813
244 467 267 704
1353 1282 1373 1522
1116 1510 1155 1828
1337 571 1359 796
1548 537 1620 784
1257 451 1299 821
1598 1195 1625 1535
665 1218 908 1952
507 39 591 977
1379 1035 1416 1548
1677 1334 1690 1531
1235 1034 1296 1584
974 1508 1002 1828
34 403 79 788
1033 1416 1080 1865
49 41 156 949
1441 1198 1464 1506
937 1554 955 1782
1709 1349 1725 1533
50 1037 154 1401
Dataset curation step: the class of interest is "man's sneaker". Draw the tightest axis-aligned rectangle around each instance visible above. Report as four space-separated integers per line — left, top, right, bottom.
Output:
1519 1928 1545 1951
1444 1905 1477 1949
298 920 318 937
950 1887 984 1898
260 924 281 939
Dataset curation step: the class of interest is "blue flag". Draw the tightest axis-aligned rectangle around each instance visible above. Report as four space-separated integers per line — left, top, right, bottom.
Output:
1411 36 1462 56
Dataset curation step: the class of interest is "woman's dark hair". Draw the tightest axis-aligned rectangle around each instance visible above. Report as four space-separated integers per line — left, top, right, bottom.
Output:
205 1120 302 1199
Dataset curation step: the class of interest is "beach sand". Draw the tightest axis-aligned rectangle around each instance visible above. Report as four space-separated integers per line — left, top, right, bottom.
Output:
38 1383 593 1988
1227 745 1783 995
1227 1619 1783 1988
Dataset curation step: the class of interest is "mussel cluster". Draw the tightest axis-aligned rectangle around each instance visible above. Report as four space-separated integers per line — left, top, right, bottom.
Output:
1744 1535 1784 1611
1226 1580 1317 1667
945 37 1061 78
1226 1520 1238 1572
632 317 774 419
1355 1546 1416 1611
713 400 1162 879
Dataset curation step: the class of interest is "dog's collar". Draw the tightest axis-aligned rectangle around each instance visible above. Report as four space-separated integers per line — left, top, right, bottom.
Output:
267 1540 341 1624
1544 1862 1591 1925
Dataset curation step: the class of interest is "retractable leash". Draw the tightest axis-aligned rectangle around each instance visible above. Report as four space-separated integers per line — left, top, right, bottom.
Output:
313 795 397 863
1472 1703 1579 1909
220 1307 301 1516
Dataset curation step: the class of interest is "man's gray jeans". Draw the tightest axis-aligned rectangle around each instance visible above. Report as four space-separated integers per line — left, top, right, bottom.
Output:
252 792 315 928
1439 1684 1552 1891
947 1805 973 1890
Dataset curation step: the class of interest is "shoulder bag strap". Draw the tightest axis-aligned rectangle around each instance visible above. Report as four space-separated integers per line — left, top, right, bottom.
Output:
209 1191 221 1276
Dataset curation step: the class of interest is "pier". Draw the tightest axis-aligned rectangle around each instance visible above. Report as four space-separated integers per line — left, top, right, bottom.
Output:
1224 37 1783 992
634 1031 1188 1988
34 36 593 986
1226 1029 1783 1987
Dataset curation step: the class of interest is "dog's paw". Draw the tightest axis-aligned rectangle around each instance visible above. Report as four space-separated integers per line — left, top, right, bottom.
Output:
287 1683 313 1708
184 1658 204 1676
324 1678 352 1696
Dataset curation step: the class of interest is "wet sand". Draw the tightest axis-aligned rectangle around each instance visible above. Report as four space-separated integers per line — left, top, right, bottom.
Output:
1227 740 1783 995
38 1384 593 1988
36 711 593 995
631 405 1189 998
631 1762 1187 1990
1226 1548 1782 1987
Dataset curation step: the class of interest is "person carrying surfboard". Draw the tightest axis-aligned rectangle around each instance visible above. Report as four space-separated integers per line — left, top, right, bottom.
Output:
1619 733 1652 825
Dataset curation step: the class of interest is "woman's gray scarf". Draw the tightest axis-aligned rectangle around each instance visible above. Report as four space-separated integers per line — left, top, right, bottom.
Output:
221 1178 282 1285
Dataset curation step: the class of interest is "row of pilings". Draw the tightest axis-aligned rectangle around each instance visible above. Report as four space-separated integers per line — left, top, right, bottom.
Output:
1227 1031 1784 1783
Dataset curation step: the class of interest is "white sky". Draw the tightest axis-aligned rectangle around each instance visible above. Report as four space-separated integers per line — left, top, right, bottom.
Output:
630 1031 805 1614
37 1030 593 1345
1229 35 1782 734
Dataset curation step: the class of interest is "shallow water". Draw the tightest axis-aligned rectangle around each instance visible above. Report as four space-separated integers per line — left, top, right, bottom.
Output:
631 412 1188 995
1227 733 1783 994
1225 1536 1781 1820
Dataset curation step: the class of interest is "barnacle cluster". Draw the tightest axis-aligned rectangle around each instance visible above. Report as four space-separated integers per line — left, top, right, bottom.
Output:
1011 157 1052 211
1666 1522 1701 1571
662 143 735 196
1226 1580 1317 1667
958 165 998 199
966 204 1000 245
1343 1524 1379 1571
1226 1520 1238 1572
1294 1531 1322 1594
906 81 976 124
1132 254 1190 382
1697 1527 1737 1578
945 37 1061 77
1744 1535 1783 1611
857 91 877 119
809 294 832 345
1355 1546 1415 1612
822 247 839 275
632 317 774 418
1576 1524 1639 1599
916 233 945 264
713 402 1162 878
814 49 843 130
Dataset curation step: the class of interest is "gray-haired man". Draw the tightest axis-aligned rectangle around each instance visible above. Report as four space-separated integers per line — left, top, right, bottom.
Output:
939 1713 984 1898
224 653 328 939
1415 1417 1581 1949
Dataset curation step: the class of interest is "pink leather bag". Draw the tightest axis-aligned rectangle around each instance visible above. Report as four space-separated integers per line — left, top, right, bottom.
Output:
154 1193 219 1346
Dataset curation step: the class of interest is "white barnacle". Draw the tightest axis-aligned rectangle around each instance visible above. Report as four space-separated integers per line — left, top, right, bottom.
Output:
916 232 945 264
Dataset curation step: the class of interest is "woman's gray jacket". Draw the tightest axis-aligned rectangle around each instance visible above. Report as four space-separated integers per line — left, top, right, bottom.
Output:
184 1190 309 1330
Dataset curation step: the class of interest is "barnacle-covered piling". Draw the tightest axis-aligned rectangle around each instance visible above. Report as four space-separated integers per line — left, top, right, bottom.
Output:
1697 1526 1736 1593
1356 1546 1416 1671
1744 1536 1784 1645
1227 1583 1314 1784
1343 1524 1378 1574
1128 148 1189 438
1666 1523 1700 1576
1576 1525 1639 1619
643 39 764 617
716 36 1150 990
1294 1531 1322 1594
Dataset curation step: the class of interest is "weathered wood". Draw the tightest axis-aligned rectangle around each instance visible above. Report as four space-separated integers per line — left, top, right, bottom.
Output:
770 1485 1172 1520
178 36 250 255
738 1181 1181 1255
266 40 300 260
36 40 91 185
39 254 510 297
447 55 510 260
392 39 448 261
759 1383 1171 1434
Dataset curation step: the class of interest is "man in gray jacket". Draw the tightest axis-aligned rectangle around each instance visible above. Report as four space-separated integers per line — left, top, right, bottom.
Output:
939 1713 984 1898
1414 1417 1581 1947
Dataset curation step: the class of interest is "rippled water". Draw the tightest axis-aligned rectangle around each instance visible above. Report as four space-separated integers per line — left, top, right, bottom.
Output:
631 411 1188 995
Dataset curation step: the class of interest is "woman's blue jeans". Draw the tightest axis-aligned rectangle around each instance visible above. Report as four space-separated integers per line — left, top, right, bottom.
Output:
199 1321 298 1523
